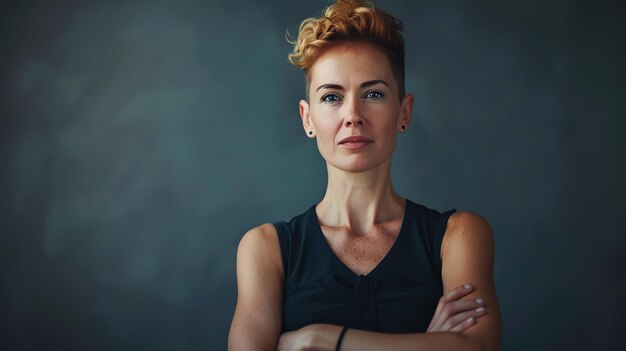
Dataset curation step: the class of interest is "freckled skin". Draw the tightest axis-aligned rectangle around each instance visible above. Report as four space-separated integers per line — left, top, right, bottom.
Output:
302 42 405 174
300 42 413 276
320 217 403 276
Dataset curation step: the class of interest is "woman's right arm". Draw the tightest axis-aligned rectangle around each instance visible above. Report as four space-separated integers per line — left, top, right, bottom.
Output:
228 224 284 351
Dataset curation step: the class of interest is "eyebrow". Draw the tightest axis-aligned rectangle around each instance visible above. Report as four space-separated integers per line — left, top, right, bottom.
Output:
315 79 389 92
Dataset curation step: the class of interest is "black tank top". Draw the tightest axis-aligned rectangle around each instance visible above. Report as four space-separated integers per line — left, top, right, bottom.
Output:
273 199 457 334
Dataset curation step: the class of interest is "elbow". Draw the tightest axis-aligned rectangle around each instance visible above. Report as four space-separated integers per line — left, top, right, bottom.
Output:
460 334 491 351
228 341 273 351
227 333 271 351
228 337 275 351
470 338 500 351
469 340 484 351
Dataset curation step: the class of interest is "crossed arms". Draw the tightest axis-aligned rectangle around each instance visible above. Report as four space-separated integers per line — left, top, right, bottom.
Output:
228 211 502 351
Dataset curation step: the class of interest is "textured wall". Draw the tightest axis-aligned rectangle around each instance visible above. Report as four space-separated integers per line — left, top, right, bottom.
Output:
1 0 624 350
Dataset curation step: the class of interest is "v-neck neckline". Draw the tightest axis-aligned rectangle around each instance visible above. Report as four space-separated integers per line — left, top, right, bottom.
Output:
311 199 410 279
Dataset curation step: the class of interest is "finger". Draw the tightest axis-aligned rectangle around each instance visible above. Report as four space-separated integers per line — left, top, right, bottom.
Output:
449 316 477 333
431 297 485 332
443 283 475 302
432 284 475 329
441 298 486 318
429 284 474 330
427 283 474 331
441 307 487 331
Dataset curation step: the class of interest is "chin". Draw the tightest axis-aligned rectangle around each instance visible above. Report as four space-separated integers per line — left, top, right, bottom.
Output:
330 157 384 173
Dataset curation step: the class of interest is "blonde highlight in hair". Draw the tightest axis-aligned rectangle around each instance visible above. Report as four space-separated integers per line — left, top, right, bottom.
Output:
287 0 405 99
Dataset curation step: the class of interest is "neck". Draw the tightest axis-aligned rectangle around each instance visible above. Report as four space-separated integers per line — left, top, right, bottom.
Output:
316 158 405 235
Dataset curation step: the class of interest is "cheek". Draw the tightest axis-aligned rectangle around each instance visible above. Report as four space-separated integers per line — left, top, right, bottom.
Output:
311 116 341 157
372 112 401 147
312 111 341 137
373 110 399 132
315 124 338 153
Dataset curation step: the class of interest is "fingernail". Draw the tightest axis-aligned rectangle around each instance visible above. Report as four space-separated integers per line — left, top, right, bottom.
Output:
467 317 475 323
475 298 484 304
476 307 485 313
464 284 473 289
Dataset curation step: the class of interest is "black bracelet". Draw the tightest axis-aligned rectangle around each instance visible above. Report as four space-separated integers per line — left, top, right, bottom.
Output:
335 326 349 351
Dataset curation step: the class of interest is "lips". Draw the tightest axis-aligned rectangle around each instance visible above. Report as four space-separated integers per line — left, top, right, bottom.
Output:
338 136 373 144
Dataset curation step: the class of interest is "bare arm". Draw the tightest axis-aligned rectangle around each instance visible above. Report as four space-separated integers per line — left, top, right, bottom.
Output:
279 324 481 351
278 211 502 351
228 224 284 351
439 211 502 351
342 211 501 350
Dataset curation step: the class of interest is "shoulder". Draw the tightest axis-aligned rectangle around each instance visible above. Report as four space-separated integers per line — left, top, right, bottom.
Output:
240 223 279 246
439 211 502 350
447 211 493 235
441 211 494 260
238 223 283 275
230 223 284 350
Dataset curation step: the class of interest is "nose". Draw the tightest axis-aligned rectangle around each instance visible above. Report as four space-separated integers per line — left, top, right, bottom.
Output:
344 97 364 128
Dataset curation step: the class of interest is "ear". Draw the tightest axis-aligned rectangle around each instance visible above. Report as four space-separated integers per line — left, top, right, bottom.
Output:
398 93 414 132
299 99 315 137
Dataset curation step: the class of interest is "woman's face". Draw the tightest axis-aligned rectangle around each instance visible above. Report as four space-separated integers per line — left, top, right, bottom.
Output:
299 42 413 173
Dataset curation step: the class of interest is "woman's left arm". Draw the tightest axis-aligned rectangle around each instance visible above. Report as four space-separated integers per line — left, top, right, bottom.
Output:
436 210 502 351
277 211 502 351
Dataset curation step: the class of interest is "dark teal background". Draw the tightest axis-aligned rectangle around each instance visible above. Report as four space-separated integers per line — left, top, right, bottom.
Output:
1 0 624 350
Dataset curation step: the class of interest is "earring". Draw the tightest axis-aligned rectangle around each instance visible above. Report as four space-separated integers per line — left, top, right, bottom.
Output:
308 131 313 135
401 125 406 130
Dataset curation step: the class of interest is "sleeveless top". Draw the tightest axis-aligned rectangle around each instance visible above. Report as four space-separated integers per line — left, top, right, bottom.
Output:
272 199 457 334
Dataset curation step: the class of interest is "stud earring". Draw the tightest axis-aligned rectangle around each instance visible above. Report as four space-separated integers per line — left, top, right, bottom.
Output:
401 125 406 130
308 131 313 135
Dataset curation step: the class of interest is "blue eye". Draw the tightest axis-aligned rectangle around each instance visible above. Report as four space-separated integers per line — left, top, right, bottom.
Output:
364 90 384 99
321 93 341 103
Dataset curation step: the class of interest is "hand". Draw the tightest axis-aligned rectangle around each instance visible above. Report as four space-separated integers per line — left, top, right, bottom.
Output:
427 283 487 333
277 324 342 351
277 328 303 351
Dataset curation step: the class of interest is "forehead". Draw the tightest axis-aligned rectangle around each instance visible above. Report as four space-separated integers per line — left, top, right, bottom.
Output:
308 42 395 88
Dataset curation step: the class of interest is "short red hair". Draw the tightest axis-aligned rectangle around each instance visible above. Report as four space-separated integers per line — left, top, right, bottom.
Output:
288 0 406 99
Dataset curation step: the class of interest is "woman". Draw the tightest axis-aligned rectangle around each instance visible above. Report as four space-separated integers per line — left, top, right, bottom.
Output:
229 1 502 350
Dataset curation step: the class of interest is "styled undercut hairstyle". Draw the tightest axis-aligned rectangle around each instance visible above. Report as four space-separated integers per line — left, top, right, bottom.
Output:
287 0 406 101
